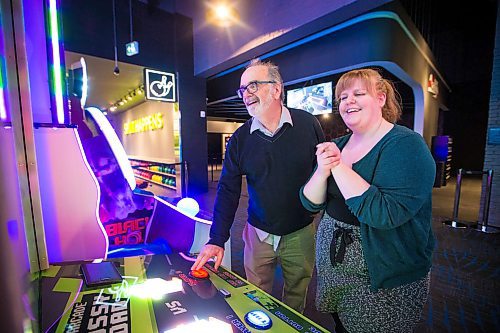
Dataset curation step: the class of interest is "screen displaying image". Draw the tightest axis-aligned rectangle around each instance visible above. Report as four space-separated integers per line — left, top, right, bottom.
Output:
286 82 333 115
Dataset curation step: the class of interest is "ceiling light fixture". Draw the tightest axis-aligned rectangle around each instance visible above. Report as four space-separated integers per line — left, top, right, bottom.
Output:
215 5 230 20
108 84 145 112
206 3 239 28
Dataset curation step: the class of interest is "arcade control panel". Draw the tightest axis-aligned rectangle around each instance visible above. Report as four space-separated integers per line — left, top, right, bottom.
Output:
39 253 328 332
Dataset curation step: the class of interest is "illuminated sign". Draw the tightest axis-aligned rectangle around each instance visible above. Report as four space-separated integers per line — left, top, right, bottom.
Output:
124 113 164 135
126 41 139 56
427 73 439 98
144 69 176 102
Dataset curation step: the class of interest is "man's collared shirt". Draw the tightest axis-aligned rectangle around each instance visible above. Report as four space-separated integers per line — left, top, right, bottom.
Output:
249 106 293 251
250 105 293 136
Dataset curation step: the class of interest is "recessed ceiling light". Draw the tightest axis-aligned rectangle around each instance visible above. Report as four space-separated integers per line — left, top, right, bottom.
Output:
206 3 239 27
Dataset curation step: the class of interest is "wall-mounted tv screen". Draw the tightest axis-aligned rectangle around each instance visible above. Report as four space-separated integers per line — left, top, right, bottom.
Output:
286 82 333 115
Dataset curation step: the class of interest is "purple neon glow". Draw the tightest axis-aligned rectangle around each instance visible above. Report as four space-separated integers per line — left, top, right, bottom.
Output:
48 0 64 124
0 85 5 120
0 56 5 121
7 219 19 241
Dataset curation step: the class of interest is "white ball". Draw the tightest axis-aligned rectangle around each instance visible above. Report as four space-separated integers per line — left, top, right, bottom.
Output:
176 197 200 217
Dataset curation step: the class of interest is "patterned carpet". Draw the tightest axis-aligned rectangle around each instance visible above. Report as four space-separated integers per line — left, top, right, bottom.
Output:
417 217 500 333
229 217 500 333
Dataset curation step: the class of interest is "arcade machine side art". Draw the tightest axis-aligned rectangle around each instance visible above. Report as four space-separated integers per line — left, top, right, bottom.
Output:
34 123 108 263
75 105 157 256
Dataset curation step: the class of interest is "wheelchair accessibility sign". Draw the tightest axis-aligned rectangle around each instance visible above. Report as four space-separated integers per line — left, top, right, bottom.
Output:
144 69 176 102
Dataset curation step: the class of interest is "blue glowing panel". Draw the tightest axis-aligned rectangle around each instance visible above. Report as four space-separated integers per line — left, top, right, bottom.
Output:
488 128 500 145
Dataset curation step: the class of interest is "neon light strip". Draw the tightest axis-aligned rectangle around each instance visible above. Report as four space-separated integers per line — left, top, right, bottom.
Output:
86 107 136 190
0 90 6 120
0 14 7 120
0 68 5 120
212 11 450 92
80 57 88 108
49 0 64 123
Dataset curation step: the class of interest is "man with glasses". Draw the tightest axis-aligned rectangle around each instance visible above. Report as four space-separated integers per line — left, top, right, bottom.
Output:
192 58 324 313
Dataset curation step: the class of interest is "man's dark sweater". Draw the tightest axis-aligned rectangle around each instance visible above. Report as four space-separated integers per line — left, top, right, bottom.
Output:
208 108 325 248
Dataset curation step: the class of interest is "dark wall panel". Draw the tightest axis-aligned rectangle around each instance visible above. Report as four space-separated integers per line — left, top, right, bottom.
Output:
62 0 175 70
174 15 208 194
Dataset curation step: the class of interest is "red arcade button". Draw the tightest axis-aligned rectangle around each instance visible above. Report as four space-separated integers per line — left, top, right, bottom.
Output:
189 268 209 279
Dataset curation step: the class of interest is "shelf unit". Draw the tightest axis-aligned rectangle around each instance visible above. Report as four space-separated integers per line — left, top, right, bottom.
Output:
129 157 181 195
135 175 176 190
137 167 176 178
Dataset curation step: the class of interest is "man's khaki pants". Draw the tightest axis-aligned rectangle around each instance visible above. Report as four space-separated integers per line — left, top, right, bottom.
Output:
242 223 315 313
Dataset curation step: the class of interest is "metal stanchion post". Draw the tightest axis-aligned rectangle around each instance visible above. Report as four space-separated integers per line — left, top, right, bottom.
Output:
211 158 214 182
476 169 499 233
444 169 471 228
182 161 188 198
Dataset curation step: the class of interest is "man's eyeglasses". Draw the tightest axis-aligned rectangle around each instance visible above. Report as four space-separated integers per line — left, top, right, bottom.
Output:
236 80 276 98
